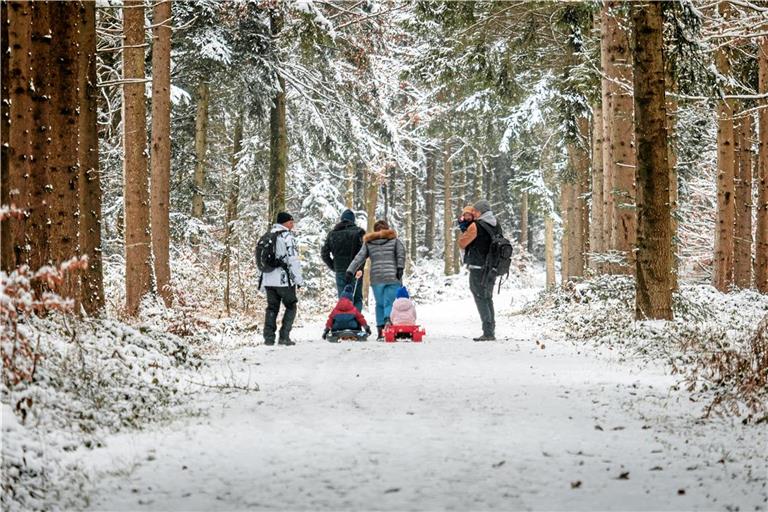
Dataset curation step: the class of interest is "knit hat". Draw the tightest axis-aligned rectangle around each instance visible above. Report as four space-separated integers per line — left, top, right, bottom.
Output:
396 286 410 299
341 284 354 300
474 200 491 214
341 209 355 223
276 211 293 224
462 205 476 216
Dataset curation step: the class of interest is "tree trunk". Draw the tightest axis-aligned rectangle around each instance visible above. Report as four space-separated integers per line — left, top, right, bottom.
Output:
473 155 483 201
443 140 454 275
590 102 604 271
191 81 209 219
520 191 528 250
223 111 244 314
632 1 673 320
0 2 7 271
49 2 82 302
150 0 172 306
713 23 736 292
667 80 680 291
2 1 33 271
567 115 590 278
453 160 464 275
409 172 417 261
580 117 591 268
27 1 52 275
758 36 768 293
734 113 753 289
345 160 354 208
425 149 436 256
545 215 555 289
602 2 636 275
560 184 570 283
404 169 413 274
268 10 286 224
123 0 152 315
363 168 379 306
78 0 104 314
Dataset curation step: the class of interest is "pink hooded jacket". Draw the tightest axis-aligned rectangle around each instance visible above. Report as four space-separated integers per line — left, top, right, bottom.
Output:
390 297 417 325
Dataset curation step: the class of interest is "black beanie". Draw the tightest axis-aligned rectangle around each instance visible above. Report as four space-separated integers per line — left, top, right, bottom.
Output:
276 211 293 224
341 209 355 222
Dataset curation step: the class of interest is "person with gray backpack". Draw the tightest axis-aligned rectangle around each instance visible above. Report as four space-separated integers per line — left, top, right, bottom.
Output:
256 212 304 346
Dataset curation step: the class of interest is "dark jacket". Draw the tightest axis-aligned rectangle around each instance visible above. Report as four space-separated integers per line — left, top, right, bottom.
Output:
347 229 406 285
321 220 366 273
465 217 502 268
326 297 368 330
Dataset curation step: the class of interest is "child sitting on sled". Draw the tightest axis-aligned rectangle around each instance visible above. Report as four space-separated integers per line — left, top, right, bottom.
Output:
323 285 371 339
389 286 417 326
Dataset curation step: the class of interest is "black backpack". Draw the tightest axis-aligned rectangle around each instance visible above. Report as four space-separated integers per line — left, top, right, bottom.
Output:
255 231 282 272
477 221 514 292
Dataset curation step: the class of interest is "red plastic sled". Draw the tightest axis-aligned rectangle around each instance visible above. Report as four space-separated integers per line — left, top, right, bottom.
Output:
383 324 426 343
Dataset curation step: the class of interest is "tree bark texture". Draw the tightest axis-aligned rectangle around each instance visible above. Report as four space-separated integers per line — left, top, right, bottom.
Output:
590 102 604 270
27 1 53 274
632 1 673 320
268 10 286 224
223 111 244 314
734 113 753 289
520 191 528 251
0 2 8 270
602 2 636 275
77 0 104 314
424 149 436 256
48 2 82 302
409 172 417 261
443 141 454 275
363 168 379 305
713 29 736 292
123 0 153 315
3 1 34 271
151 0 172 306
758 36 768 293
545 215 555 289
191 81 209 220
560 185 570 283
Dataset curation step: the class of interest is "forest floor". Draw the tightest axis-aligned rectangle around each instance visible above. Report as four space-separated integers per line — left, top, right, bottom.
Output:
75 280 766 511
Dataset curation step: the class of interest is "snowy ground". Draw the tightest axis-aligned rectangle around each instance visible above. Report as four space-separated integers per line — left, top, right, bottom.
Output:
76 282 767 511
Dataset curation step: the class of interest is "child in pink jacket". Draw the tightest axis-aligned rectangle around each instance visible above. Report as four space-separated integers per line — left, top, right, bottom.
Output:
389 286 417 325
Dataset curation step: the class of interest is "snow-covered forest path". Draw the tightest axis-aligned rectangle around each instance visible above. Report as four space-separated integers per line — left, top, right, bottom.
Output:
80 286 765 511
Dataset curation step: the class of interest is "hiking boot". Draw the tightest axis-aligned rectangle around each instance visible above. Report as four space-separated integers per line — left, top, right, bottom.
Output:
264 339 275 346
278 338 296 346
473 335 496 342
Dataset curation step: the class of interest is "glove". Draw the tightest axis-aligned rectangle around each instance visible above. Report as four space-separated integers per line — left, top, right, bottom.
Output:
396 268 403 281
364 325 371 335
345 271 354 284
322 328 329 339
458 220 470 232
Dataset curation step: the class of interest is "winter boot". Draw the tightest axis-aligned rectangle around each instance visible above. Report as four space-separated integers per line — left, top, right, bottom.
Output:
377 325 384 341
473 334 496 342
278 338 296 346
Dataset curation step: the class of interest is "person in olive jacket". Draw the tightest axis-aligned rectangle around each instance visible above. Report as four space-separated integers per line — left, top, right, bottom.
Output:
321 209 366 312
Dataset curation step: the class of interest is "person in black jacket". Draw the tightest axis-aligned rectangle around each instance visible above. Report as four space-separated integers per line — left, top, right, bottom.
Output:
458 199 501 341
321 209 366 311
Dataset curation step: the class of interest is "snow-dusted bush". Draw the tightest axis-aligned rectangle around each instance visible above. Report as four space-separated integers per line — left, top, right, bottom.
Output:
2 275 205 511
524 276 768 419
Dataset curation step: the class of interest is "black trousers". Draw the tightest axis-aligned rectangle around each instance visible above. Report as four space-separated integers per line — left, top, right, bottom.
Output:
264 286 298 342
469 269 496 337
